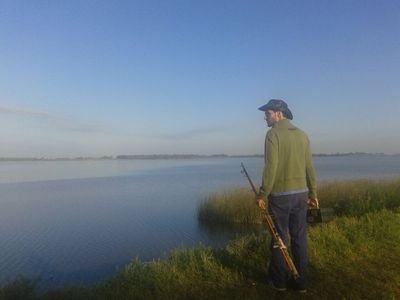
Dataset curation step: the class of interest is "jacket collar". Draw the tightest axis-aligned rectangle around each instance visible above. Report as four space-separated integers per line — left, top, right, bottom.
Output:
272 118 293 129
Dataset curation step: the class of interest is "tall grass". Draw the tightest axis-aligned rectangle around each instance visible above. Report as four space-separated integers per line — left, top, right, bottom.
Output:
318 178 400 216
198 188 261 224
198 178 400 224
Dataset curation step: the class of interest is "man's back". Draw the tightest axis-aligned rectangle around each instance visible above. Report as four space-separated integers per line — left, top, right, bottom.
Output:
262 119 317 197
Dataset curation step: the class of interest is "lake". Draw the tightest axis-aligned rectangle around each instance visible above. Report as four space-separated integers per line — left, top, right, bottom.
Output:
0 156 399 290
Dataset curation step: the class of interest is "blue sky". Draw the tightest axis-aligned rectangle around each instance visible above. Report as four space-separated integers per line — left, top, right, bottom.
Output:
1 0 399 157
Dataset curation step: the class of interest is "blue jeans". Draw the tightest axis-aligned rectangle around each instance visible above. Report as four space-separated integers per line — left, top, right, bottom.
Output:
267 192 308 289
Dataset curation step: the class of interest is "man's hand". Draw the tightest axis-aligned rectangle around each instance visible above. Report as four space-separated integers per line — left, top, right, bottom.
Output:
308 198 319 208
257 199 266 210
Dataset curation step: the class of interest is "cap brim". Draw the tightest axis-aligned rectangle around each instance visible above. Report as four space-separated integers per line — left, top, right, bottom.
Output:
258 104 271 111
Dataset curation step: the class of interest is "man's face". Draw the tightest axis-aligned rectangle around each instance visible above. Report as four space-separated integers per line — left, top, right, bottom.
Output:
264 110 280 127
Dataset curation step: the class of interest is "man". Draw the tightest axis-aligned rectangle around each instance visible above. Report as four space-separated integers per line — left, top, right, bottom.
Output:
257 99 318 293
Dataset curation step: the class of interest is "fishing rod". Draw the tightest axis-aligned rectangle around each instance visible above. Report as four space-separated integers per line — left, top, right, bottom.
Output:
240 163 300 279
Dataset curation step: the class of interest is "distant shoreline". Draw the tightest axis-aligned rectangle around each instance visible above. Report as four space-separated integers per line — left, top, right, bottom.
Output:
0 152 398 162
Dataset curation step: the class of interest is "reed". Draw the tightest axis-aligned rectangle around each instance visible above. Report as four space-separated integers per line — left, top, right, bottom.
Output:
198 188 262 224
198 178 400 224
318 178 400 216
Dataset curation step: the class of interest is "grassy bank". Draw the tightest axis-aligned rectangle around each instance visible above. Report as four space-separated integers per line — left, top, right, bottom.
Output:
198 178 400 224
2 179 400 299
1 210 399 299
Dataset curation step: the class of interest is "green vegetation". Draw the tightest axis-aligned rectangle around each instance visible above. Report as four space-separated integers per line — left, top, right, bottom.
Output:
198 188 261 224
2 179 400 299
198 178 400 224
318 178 400 216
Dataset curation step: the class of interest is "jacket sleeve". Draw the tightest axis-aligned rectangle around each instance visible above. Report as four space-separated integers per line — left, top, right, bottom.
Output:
259 131 279 199
305 138 318 199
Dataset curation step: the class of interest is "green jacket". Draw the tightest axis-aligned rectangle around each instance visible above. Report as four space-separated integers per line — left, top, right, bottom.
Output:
259 119 317 199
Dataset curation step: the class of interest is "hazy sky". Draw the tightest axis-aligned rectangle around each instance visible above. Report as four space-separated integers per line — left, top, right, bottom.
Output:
1 0 399 157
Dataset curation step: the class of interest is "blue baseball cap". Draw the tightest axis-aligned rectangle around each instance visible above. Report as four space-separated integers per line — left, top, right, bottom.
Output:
258 99 293 120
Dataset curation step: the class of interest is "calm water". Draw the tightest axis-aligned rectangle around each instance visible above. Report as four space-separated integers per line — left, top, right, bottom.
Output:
0 156 399 289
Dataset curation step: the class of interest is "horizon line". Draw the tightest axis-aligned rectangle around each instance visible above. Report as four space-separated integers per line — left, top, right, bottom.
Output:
0 152 398 162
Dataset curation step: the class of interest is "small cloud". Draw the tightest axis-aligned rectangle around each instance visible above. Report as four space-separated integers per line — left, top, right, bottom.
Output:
0 105 109 134
153 126 226 140
0 105 57 119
